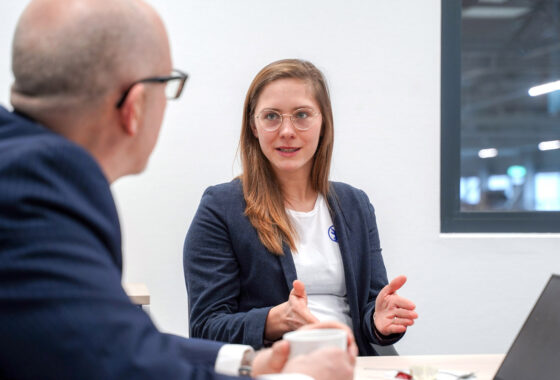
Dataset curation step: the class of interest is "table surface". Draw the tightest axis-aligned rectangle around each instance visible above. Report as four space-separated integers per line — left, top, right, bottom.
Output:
355 354 505 380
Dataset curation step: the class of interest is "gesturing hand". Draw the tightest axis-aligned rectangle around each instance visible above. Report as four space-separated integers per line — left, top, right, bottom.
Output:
286 280 319 327
265 280 319 341
373 275 418 336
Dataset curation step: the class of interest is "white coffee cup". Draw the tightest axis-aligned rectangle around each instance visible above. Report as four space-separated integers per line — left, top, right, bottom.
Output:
410 365 438 380
283 328 347 359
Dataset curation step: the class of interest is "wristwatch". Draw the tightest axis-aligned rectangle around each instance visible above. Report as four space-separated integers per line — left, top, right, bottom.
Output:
238 348 255 377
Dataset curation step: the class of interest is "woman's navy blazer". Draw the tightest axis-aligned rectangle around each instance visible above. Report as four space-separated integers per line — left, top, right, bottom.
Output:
184 179 402 356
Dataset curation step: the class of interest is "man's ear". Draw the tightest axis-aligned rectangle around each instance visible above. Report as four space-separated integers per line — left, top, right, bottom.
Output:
118 84 145 137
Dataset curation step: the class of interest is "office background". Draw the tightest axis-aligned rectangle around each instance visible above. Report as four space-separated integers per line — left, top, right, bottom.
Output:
1 0 558 355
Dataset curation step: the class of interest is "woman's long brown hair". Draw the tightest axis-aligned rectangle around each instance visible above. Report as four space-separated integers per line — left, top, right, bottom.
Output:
240 59 334 255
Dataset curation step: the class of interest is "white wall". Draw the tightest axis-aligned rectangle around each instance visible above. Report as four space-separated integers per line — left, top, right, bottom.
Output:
2 0 559 356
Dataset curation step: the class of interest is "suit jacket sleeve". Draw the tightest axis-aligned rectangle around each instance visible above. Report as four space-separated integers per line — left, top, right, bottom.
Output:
0 140 232 380
357 190 404 346
184 185 271 349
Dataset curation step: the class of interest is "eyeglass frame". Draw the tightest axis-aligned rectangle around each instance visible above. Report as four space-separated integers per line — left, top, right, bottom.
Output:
253 108 322 132
115 69 188 108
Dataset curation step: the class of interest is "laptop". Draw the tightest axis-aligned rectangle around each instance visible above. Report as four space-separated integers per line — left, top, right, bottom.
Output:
493 274 560 380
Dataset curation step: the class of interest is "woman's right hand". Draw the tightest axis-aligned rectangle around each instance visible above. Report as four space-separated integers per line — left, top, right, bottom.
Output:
264 280 319 341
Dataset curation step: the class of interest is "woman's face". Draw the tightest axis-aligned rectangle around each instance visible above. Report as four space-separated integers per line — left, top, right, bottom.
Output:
252 78 322 181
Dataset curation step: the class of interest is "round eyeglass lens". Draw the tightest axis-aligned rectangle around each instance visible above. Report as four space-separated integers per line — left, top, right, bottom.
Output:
258 110 282 131
291 108 316 130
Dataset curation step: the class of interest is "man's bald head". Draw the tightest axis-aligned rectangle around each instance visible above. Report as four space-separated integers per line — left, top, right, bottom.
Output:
11 0 170 117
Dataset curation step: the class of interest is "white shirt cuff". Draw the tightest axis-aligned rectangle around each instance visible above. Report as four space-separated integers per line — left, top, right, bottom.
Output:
215 344 252 376
214 344 315 379
258 375 315 380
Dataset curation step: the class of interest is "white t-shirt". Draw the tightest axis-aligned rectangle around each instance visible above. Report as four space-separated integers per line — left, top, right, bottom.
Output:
287 194 353 329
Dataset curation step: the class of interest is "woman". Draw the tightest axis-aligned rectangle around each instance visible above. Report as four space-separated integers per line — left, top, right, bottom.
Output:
183 59 417 355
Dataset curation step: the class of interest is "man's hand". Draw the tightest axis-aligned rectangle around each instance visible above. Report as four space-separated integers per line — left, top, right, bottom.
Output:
251 341 290 376
252 321 359 377
373 275 418 336
264 280 319 341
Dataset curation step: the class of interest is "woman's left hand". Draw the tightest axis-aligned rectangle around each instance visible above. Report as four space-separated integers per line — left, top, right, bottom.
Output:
373 275 418 336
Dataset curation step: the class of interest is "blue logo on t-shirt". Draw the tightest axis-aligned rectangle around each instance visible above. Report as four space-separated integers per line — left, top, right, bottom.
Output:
328 225 338 242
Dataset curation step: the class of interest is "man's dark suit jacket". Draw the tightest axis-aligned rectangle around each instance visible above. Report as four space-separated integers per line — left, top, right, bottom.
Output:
184 179 402 356
0 106 234 379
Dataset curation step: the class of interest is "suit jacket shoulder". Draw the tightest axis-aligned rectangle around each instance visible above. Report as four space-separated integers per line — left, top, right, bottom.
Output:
0 110 122 269
329 181 372 208
328 181 378 231
0 108 230 379
201 178 245 204
196 178 246 224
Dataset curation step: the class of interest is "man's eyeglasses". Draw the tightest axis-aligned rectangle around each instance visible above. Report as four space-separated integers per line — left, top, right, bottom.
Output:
115 69 188 108
254 108 321 132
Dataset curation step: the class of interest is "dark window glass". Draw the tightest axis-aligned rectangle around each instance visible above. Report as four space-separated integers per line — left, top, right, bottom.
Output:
441 0 560 232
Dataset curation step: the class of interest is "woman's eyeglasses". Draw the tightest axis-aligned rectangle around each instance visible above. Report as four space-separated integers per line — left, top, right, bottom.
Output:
254 107 321 132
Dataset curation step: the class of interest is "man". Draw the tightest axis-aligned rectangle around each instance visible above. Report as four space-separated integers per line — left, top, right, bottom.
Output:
0 0 356 379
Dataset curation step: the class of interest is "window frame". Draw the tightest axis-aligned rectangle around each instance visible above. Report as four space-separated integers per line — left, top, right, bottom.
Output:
440 0 560 233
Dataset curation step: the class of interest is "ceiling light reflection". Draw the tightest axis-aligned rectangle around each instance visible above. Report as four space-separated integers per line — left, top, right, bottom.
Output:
478 148 498 158
528 80 560 97
538 140 560 151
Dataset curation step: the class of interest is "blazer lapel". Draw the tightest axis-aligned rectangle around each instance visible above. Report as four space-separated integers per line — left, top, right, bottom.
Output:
277 243 297 291
327 188 361 329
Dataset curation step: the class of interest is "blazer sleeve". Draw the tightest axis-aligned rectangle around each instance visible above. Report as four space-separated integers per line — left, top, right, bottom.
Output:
0 143 232 380
358 191 404 346
184 186 271 349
